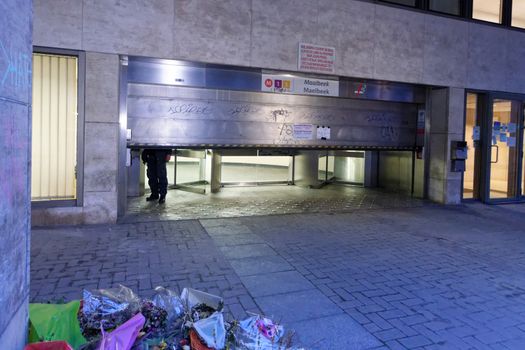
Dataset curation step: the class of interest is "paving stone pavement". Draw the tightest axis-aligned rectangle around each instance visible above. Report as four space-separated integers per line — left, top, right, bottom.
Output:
31 203 525 349
123 184 428 223
30 220 262 321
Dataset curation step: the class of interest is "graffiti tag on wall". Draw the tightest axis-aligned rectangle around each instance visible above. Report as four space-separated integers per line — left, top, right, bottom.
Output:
0 40 31 93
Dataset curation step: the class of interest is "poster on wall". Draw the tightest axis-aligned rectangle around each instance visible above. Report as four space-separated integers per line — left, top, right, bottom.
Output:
293 124 314 140
298 43 336 74
472 126 480 141
317 126 331 140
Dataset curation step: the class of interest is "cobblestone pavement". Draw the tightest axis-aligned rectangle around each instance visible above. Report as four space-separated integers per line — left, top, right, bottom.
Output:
31 203 525 349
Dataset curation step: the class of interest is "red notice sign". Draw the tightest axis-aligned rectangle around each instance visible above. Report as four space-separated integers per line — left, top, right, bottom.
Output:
298 43 336 74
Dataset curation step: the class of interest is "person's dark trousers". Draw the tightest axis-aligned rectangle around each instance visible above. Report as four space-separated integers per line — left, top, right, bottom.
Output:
146 157 159 198
154 150 168 196
143 149 170 202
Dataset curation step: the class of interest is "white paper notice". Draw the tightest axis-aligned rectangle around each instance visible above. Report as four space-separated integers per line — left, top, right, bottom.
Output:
317 126 331 140
472 126 480 141
293 124 314 140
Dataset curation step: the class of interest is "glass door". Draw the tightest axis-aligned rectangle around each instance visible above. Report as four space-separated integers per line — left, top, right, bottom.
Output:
487 99 522 201
173 149 208 194
463 93 482 199
318 151 335 185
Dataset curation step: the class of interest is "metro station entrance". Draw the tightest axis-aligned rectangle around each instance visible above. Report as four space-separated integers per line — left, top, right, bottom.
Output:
124 147 424 223
119 56 426 217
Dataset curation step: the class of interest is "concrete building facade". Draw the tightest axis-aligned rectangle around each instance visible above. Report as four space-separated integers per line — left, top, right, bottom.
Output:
0 0 32 347
31 0 525 225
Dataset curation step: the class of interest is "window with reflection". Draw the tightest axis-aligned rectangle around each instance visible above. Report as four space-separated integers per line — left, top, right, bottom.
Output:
512 0 525 28
473 0 502 23
429 0 462 16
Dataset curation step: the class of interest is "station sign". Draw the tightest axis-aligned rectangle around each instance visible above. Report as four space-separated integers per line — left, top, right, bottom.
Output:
262 74 339 97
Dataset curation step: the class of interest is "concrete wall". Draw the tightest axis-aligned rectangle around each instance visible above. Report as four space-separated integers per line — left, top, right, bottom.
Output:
31 0 525 222
0 0 32 348
427 88 465 204
33 0 525 94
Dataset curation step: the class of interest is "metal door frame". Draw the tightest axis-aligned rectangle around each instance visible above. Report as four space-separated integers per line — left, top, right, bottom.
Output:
171 149 208 194
466 91 525 204
483 93 525 203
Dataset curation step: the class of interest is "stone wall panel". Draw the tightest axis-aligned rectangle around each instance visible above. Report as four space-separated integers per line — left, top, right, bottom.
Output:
173 0 251 66
83 0 174 57
318 0 376 79
422 16 468 87
467 24 508 91
33 0 82 49
83 191 118 224
251 0 318 71
373 5 425 83
84 122 119 192
85 53 119 123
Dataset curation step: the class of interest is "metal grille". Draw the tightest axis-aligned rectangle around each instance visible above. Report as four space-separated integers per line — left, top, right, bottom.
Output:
31 53 77 200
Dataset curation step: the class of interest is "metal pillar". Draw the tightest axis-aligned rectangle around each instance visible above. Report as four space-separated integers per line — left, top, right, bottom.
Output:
210 150 222 193
364 151 378 188
294 151 321 188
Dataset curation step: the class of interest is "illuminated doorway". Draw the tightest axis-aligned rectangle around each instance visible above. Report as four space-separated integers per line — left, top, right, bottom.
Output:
463 92 525 203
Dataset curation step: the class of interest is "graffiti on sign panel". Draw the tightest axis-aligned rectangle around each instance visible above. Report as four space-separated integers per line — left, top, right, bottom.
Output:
168 103 212 116
229 104 259 118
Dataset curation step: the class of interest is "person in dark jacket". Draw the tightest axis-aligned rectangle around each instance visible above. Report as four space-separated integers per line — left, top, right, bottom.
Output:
141 148 172 204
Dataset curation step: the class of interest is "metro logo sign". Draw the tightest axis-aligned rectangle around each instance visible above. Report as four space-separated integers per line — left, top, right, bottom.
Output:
261 75 293 93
